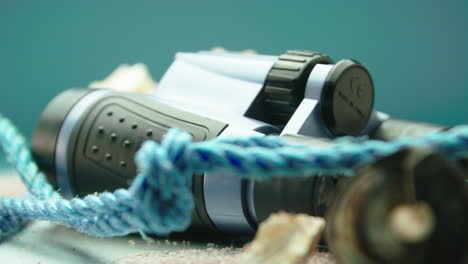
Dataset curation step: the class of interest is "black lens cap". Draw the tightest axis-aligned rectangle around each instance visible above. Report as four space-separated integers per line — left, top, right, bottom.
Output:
320 59 374 136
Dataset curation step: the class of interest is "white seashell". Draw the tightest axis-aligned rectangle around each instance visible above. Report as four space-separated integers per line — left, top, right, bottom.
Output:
239 212 326 264
89 63 157 94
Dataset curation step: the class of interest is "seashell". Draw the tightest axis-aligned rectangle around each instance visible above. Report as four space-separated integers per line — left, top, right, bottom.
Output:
239 212 326 264
89 63 157 94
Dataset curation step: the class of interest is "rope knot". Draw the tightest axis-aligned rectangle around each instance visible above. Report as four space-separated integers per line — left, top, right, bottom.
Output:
128 128 194 235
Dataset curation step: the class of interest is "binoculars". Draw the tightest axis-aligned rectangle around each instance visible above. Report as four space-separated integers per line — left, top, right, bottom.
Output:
31 50 464 237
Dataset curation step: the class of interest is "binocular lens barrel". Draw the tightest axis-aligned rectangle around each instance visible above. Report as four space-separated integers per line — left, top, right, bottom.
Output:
32 89 342 235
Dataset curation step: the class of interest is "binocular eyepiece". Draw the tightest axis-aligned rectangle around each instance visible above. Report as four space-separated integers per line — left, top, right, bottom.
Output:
155 50 376 138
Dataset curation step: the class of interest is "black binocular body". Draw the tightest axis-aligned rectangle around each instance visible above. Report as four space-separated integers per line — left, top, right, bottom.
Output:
31 50 452 236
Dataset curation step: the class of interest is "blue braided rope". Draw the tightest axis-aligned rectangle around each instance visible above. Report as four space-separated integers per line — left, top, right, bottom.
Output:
0 112 467 240
0 115 61 238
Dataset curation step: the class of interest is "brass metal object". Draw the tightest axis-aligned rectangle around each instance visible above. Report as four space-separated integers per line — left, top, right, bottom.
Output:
326 148 468 264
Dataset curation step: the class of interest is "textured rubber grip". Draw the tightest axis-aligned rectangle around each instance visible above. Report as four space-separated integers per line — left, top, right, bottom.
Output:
263 50 333 126
33 89 227 233
67 93 227 194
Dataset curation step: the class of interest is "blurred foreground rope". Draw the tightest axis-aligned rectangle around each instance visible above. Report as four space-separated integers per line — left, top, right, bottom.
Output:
0 112 467 240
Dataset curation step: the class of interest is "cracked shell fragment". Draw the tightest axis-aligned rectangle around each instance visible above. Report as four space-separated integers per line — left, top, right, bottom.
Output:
239 212 326 264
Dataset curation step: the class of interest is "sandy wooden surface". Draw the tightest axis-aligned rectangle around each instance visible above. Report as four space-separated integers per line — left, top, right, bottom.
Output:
0 168 335 264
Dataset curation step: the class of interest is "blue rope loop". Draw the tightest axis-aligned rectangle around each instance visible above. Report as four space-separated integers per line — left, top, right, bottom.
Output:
0 112 467 240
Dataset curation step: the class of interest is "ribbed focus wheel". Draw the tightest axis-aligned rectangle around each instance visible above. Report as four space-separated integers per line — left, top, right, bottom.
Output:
264 50 333 126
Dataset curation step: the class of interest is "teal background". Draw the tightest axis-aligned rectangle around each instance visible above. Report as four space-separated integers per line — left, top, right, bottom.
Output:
0 0 467 167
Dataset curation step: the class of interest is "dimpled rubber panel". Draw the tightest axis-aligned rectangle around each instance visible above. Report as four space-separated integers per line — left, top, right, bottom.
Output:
263 50 333 126
63 92 227 233
83 104 182 179
74 97 220 193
